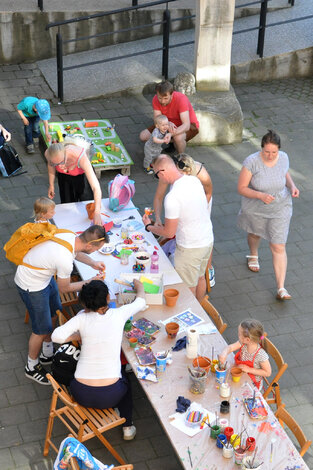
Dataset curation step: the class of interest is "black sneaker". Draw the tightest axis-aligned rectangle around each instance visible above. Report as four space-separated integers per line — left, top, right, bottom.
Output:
25 363 50 385
39 352 54 365
144 166 154 175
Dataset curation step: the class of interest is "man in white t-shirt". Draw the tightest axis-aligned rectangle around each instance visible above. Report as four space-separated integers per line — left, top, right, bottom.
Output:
143 155 213 301
14 225 108 385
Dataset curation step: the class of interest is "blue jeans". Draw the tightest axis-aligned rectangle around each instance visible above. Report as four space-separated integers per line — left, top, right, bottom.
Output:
16 277 62 335
24 116 40 145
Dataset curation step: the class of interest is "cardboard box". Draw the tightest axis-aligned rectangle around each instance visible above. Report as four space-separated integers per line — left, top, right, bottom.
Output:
117 273 163 305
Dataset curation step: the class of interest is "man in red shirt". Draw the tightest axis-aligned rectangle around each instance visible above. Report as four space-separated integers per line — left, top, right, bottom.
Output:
140 81 199 154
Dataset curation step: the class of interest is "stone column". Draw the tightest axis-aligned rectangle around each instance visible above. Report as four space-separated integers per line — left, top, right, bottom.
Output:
194 0 235 91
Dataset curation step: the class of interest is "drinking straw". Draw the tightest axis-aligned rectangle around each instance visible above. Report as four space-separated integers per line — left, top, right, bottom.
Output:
187 446 193 468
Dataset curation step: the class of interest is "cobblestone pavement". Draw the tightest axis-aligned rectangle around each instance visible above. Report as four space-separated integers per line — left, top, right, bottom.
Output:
0 64 312 469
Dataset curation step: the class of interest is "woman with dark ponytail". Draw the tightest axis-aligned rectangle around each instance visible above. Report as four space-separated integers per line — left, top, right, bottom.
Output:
52 279 145 441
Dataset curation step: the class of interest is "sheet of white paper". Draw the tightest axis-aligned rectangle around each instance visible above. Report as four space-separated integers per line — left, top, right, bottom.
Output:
169 402 215 437
196 323 218 335
159 309 204 333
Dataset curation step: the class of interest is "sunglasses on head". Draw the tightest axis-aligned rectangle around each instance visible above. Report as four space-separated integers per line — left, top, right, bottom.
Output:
172 156 186 170
153 169 165 179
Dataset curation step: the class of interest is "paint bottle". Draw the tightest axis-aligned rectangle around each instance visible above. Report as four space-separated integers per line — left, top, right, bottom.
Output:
186 327 198 359
220 382 230 398
222 444 234 459
150 251 159 273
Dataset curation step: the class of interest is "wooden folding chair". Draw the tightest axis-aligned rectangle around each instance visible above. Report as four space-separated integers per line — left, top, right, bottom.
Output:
43 373 126 465
275 405 312 456
204 263 212 294
70 458 133 470
261 336 288 409
200 295 227 334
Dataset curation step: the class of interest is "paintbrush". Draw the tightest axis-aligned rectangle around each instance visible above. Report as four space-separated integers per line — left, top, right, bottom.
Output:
252 390 256 409
270 441 273 463
215 411 218 427
188 366 196 378
187 446 193 468
251 445 258 468
203 422 226 448
114 278 134 288
212 346 214 361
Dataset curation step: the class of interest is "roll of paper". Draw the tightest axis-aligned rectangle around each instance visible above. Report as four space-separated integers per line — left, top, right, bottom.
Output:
186 327 198 359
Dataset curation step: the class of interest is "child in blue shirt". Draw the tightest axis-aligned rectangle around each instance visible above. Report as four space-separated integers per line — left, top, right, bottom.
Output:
17 97 51 154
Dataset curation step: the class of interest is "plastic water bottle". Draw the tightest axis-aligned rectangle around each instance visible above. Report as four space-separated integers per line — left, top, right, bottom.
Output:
150 251 159 273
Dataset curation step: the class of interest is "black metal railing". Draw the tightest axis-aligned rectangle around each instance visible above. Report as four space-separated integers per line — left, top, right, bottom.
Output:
234 0 312 58
38 0 43 12
46 0 195 101
46 0 309 101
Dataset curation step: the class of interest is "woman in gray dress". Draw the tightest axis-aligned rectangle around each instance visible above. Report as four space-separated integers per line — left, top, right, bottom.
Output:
237 130 299 300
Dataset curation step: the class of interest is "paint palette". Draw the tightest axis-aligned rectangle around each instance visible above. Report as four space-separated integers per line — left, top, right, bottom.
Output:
244 396 268 420
134 346 156 366
98 242 115 255
132 318 160 336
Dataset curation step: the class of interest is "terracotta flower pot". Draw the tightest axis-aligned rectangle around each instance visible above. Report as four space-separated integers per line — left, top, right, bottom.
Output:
231 366 243 382
86 202 95 220
164 288 179 307
165 322 179 339
192 356 211 373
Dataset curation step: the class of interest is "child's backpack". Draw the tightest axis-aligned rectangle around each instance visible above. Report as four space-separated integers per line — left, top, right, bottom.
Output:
51 342 81 386
0 144 25 177
3 222 74 269
108 174 135 212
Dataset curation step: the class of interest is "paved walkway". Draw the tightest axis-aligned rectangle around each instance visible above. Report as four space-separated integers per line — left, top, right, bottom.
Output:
0 59 312 468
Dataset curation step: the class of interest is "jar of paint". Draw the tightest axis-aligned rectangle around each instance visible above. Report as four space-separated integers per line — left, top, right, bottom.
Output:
210 424 221 439
222 445 234 459
218 418 228 433
220 382 230 398
220 400 230 414
216 433 227 449
245 437 256 452
224 426 234 441
124 320 132 332
234 447 246 465
230 433 241 449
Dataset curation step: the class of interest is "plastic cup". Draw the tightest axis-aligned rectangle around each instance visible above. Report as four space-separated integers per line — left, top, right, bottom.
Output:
234 447 246 464
222 445 234 459
215 365 227 385
156 354 167 373
241 457 263 469
120 251 129 265
189 372 207 394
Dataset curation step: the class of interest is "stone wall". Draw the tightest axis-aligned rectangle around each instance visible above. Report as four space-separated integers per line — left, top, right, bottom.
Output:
0 10 194 64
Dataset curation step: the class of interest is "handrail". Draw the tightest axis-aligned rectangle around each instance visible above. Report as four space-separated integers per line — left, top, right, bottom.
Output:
46 0 176 30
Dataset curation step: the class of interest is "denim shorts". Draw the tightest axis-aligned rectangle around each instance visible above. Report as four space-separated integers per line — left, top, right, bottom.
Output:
16 277 62 335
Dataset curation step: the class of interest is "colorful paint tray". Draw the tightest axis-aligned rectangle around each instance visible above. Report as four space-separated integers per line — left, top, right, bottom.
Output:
244 396 268 420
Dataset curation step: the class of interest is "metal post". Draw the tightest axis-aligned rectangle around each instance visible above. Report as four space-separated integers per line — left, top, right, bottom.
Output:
38 0 43 11
289 0 295 5
257 0 268 58
132 0 138 5
56 29 64 102
162 9 171 79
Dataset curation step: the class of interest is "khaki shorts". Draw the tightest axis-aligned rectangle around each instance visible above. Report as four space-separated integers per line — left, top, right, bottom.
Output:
147 122 199 142
174 243 213 288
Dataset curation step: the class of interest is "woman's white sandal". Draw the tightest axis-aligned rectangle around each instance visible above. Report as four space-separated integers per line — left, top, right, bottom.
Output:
246 255 259 272
276 288 292 300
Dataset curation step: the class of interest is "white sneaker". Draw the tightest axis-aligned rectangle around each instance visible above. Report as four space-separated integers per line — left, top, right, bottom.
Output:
123 425 136 441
